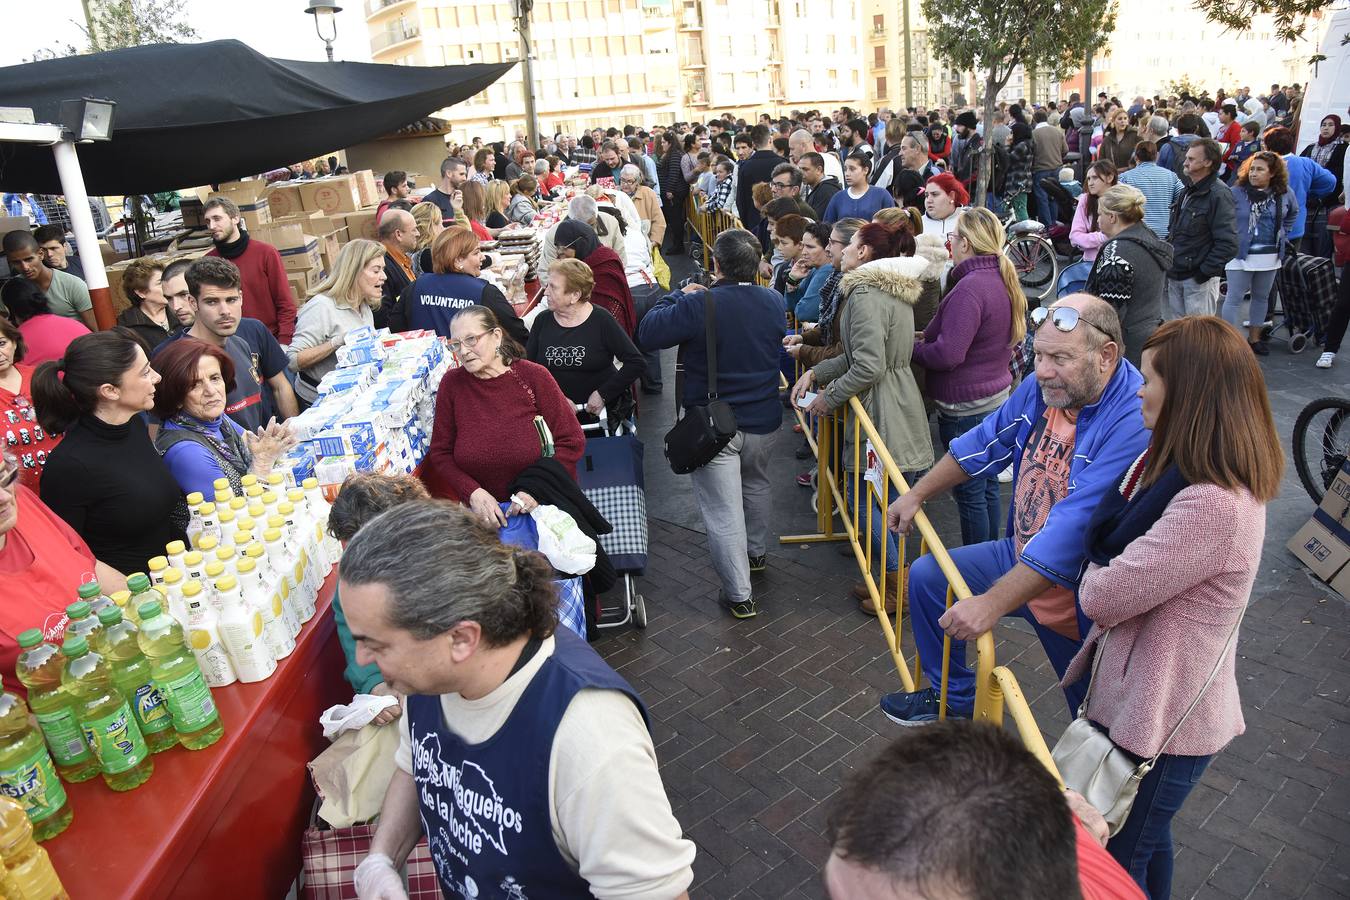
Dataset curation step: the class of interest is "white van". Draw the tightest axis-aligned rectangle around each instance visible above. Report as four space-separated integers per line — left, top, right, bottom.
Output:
1298 7 1350 146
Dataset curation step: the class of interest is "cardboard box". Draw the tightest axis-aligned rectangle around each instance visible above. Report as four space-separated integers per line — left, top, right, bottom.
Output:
179 198 205 228
266 183 305 217
299 175 362 215
352 170 380 208
0 217 31 238
1287 460 1350 588
256 221 311 252
280 238 321 272
345 210 379 242
216 178 268 200
318 230 342 272
288 266 324 303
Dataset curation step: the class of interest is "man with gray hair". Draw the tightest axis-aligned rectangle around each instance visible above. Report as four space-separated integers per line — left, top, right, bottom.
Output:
637 229 788 618
881 294 1148 725
344 501 695 900
538 194 626 272
790 128 845 188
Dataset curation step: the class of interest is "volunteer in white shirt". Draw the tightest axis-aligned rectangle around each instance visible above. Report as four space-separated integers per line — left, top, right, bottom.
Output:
346 501 694 900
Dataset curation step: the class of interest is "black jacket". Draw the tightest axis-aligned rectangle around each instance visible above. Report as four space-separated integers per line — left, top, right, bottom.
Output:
736 149 788 230
1085 223 1174 367
510 458 617 594
1167 173 1238 280
806 176 842 221
376 250 414 331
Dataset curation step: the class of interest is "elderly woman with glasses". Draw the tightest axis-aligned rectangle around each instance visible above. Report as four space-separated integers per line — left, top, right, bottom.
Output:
420 305 584 527
0 451 128 694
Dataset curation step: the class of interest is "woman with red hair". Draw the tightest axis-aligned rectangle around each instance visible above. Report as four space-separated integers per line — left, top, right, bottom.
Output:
152 339 294 500
921 173 969 242
791 220 935 613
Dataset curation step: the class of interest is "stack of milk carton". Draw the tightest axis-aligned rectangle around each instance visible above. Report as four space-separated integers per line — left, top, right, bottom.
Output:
278 327 452 496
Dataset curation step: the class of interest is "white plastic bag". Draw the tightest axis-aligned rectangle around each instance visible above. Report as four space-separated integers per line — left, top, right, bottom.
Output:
530 504 597 575
319 693 400 739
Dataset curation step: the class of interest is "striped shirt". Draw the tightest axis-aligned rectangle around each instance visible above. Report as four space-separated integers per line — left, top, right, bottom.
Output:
1120 162 1183 240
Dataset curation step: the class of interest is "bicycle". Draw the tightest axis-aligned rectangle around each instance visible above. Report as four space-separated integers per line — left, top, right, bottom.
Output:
1001 215 1059 304
1293 395 1350 503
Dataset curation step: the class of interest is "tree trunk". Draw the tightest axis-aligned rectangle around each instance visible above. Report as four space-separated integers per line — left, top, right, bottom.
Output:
973 68 998 210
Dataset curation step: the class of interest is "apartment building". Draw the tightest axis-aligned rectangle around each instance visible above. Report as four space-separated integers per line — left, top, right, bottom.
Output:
366 0 681 143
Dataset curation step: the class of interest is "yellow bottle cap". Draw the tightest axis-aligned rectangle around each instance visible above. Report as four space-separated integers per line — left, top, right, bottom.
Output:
267 515 286 530
278 502 295 516
182 581 203 598
205 561 225 578
287 489 305 503
237 557 256 574
241 474 259 487
236 516 256 532
234 530 254 547
264 528 282 542
229 497 247 512
246 485 264 498
302 477 319 490
215 574 238 592
147 556 168 572
218 509 236 523
186 492 204 506
200 502 216 515
184 550 204 566
248 502 266 518
266 473 284 486
216 545 236 561
197 535 219 552
213 477 230 490
166 540 187 556
162 568 183 585
110 590 131 607
245 543 266 559
214 490 233 504
261 491 279 505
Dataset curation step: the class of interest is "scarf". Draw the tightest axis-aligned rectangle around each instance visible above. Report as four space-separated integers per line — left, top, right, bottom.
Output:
167 412 252 475
1244 186 1274 240
213 230 250 260
815 268 845 346
1083 449 1190 566
387 244 414 282
1310 138 1338 167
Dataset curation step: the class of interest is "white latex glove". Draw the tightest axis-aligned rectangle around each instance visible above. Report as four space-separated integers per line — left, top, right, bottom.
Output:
354 853 408 900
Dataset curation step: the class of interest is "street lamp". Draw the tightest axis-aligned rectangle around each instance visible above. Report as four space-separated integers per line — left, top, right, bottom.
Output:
305 0 343 62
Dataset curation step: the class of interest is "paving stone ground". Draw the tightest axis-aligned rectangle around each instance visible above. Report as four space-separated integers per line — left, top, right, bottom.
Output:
591 256 1350 899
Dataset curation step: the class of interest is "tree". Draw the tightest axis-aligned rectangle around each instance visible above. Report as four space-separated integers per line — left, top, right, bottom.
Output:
29 0 197 59
1195 0 1328 43
920 0 1117 211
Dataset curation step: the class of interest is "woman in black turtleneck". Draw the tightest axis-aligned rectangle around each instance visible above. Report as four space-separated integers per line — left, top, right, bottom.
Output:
33 327 185 575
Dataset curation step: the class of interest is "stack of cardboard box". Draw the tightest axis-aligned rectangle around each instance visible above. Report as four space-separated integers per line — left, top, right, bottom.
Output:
254 170 383 303
1288 460 1350 597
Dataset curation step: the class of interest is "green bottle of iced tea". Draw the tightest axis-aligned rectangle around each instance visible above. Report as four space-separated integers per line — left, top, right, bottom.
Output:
135 601 224 751
0 693 72 841
60 635 153 792
95 606 177 755
14 630 100 784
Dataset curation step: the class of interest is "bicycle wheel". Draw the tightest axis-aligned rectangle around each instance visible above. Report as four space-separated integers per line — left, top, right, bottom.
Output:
1007 236 1058 302
1293 396 1350 503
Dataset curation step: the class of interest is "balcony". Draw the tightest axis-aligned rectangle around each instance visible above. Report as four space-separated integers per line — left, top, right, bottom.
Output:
371 23 421 54
364 0 413 20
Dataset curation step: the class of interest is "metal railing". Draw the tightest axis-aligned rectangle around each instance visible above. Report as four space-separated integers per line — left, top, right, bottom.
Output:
364 0 412 18
371 23 421 53
714 237 1059 778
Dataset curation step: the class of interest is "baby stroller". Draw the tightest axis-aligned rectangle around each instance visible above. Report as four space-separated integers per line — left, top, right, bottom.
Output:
1041 179 1081 258
575 407 649 629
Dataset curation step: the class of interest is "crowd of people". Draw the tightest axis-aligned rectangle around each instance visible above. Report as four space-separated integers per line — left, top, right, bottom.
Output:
0 80 1337 900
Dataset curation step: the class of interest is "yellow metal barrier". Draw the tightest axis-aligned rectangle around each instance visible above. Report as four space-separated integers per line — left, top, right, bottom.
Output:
779 379 1062 781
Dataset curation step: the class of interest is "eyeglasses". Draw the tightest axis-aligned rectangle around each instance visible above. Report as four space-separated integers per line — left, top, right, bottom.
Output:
771 180 794 189
447 331 493 354
1030 306 1113 340
828 238 846 247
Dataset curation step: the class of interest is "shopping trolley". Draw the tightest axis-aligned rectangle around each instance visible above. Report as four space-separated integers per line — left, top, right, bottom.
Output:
575 405 648 629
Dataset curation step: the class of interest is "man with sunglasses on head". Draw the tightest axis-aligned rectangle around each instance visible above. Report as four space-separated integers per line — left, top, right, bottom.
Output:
880 294 1148 725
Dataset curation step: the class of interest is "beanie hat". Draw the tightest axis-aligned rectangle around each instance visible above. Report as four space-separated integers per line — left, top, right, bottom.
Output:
955 111 978 130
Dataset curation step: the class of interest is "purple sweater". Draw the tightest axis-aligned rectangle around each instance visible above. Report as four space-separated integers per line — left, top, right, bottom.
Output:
911 255 1013 405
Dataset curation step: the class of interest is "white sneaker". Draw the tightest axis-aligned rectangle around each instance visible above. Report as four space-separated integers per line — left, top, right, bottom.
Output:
1316 352 1335 369
997 467 1013 483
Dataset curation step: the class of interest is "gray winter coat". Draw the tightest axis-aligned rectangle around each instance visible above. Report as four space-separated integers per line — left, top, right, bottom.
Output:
1084 222 1174 367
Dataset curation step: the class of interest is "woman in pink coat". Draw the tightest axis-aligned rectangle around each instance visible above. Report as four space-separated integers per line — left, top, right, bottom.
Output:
1064 316 1283 899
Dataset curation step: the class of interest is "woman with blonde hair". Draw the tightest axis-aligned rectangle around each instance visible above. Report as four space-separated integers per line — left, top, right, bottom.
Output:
392 226 527 344
527 258 644 426
409 200 444 276
287 239 386 405
506 175 540 225
1065 315 1282 898
911 207 1025 546
1085 183 1174 367
460 180 493 240
485 180 511 231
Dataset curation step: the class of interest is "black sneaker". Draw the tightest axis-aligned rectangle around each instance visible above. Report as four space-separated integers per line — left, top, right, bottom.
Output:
795 441 813 460
748 554 766 573
1251 339 1270 356
879 687 973 726
725 595 758 618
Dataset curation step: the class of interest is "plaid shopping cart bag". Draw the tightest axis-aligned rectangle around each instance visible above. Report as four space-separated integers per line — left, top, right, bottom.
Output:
300 822 440 899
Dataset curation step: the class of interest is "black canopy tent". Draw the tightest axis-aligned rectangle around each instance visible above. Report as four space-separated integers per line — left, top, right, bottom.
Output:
0 39 516 195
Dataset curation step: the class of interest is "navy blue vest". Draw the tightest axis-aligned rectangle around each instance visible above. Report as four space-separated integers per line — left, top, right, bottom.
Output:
406 272 489 338
406 628 649 900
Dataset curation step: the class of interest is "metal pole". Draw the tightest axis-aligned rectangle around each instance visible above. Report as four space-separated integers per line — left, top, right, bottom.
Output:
53 139 115 330
901 0 913 109
515 0 541 150
325 41 335 62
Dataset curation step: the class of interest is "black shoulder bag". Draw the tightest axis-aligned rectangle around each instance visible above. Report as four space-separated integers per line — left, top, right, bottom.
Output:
663 288 739 474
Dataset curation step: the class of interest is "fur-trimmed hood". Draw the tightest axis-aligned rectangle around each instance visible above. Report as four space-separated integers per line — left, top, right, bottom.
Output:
913 234 949 281
840 255 931 304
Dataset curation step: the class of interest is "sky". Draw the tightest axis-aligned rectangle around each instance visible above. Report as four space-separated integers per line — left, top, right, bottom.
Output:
1 0 374 67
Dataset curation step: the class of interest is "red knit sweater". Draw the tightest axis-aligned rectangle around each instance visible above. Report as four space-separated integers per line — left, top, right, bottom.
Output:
422 360 584 502
206 237 298 343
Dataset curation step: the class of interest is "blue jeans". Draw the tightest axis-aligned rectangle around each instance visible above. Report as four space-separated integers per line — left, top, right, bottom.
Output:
908 538 1088 714
937 412 1001 546
1032 169 1058 227
844 468 926 575
1106 750 1214 899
